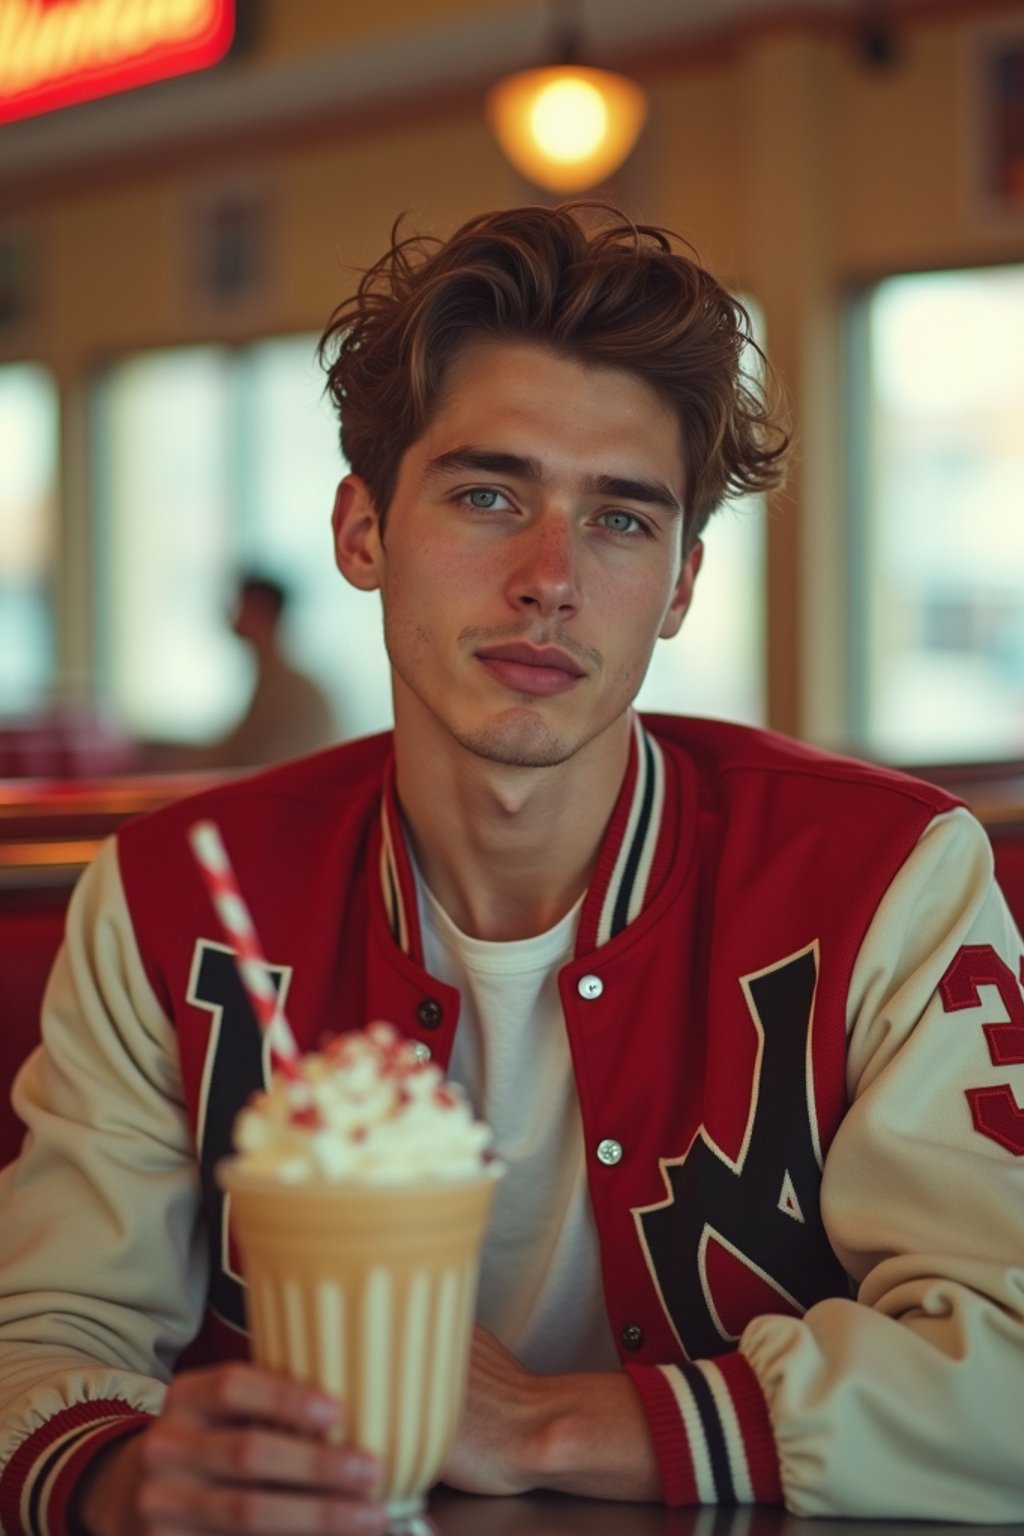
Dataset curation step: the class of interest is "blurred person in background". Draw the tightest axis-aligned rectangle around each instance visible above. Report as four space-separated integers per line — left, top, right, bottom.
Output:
141 573 336 772
206 573 336 768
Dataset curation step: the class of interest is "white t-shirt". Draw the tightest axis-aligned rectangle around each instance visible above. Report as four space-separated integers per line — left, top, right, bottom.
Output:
415 870 620 1374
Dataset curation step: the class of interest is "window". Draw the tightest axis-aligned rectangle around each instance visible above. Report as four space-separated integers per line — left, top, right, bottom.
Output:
634 497 765 727
636 301 767 727
0 363 58 714
95 337 390 747
852 264 1024 762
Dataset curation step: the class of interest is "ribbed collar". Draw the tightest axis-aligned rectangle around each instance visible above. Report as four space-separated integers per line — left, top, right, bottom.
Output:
378 713 674 965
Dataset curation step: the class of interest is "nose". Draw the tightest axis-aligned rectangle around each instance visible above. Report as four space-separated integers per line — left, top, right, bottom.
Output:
507 513 581 620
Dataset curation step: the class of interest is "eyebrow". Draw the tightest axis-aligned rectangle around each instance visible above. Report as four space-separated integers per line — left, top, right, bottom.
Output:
424 448 683 517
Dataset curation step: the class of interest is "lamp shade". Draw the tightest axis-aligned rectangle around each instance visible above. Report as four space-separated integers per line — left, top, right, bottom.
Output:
486 64 648 193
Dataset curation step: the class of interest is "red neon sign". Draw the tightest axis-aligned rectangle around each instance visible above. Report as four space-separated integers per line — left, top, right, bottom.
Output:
0 0 236 127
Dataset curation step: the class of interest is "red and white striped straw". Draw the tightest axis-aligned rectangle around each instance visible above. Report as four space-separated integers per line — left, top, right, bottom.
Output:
188 819 301 1080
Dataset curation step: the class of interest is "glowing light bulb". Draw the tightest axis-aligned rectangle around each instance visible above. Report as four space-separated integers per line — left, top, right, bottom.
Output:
486 64 648 192
529 77 609 165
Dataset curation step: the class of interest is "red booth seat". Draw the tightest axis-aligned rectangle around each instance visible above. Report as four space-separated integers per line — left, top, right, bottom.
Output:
0 712 139 781
0 773 217 1169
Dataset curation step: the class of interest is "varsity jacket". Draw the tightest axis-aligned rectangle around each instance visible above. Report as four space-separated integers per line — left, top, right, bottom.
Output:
1 714 1022 1533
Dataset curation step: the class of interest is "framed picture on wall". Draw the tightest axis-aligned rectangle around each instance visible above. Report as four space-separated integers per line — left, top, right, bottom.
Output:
182 173 272 323
0 221 36 345
968 22 1024 224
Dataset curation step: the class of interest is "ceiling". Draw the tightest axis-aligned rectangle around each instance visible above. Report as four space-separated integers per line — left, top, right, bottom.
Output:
0 0 980 181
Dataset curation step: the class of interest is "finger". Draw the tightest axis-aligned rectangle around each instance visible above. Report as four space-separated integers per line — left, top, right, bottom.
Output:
138 1475 389 1534
164 1363 343 1435
142 1418 379 1495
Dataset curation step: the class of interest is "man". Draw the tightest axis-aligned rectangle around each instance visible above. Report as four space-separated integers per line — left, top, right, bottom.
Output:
203 573 336 768
139 574 336 772
0 203 1021 1535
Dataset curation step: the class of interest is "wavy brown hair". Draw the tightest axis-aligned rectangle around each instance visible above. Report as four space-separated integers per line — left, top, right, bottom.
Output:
318 202 790 549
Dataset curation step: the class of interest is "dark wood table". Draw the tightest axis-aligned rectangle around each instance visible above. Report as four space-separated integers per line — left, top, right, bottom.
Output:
427 1490 1018 1535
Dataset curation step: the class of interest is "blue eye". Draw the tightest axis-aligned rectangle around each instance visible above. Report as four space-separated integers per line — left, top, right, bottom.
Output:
466 488 502 509
601 511 645 535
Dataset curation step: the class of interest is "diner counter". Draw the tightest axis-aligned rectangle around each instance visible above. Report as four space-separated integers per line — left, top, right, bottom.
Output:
0 770 224 891
426 1489 1016 1535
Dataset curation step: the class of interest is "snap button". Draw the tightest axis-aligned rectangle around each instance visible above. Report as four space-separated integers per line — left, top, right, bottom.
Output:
596 1138 622 1166
578 974 603 1000
408 1041 432 1064
621 1323 644 1352
416 998 442 1029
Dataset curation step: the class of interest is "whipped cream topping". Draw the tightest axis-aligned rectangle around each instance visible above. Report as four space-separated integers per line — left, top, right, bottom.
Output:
232 1021 492 1183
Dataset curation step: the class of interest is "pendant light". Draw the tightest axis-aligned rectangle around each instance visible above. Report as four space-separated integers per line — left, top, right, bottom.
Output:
485 2 648 194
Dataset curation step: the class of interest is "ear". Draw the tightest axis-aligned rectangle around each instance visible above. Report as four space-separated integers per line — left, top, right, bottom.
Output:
658 538 703 640
332 475 384 592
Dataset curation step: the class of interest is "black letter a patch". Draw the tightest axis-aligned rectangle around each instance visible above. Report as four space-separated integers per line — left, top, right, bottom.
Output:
633 942 848 1359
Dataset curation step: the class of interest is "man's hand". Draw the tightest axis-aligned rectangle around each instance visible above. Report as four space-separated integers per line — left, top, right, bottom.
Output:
441 1327 544 1496
442 1327 661 1503
73 1362 388 1535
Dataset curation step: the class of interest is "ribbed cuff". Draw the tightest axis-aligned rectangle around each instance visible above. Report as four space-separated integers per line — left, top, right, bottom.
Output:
626 1353 782 1508
714 1349 782 1503
0 1401 152 1536
625 1362 699 1504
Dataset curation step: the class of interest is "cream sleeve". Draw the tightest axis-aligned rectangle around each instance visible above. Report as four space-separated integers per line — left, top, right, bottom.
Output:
0 838 207 1474
740 806 1024 1520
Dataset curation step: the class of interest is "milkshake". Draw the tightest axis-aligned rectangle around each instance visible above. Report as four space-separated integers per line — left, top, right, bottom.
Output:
217 1022 500 1535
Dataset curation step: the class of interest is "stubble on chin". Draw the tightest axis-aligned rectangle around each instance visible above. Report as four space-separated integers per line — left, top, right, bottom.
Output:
453 716 575 770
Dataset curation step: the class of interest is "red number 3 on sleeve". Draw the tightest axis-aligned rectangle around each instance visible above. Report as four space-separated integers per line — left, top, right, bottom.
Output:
940 946 1024 1156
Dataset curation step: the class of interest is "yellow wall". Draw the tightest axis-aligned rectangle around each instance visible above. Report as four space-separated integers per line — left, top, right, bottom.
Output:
2 0 1023 737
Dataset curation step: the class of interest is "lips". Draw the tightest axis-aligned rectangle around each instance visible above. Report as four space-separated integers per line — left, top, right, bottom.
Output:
476 642 585 677
475 641 587 697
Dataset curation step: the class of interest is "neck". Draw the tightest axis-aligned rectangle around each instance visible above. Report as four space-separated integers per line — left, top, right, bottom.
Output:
394 712 633 943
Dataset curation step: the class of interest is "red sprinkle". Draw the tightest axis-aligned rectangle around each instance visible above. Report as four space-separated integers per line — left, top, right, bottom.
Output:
289 1104 323 1130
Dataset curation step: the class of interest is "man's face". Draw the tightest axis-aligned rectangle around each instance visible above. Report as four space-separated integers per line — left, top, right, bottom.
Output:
334 339 701 771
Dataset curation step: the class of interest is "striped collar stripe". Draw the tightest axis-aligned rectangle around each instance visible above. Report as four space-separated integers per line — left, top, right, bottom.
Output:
377 714 670 960
379 791 410 956
595 716 666 948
